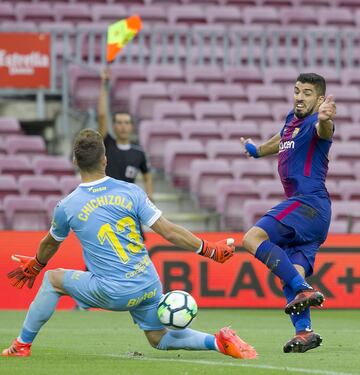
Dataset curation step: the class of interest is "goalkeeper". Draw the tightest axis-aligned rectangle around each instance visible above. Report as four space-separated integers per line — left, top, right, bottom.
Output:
240 73 335 353
2 129 256 360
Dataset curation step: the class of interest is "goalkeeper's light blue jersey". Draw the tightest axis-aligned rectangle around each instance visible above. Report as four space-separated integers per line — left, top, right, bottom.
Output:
50 176 161 293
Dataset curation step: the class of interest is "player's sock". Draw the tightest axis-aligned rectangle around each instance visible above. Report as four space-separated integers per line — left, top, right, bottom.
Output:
255 240 311 293
157 328 217 351
283 285 311 333
18 272 61 344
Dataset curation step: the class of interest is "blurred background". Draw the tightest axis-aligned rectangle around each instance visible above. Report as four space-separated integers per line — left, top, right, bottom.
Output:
0 0 359 234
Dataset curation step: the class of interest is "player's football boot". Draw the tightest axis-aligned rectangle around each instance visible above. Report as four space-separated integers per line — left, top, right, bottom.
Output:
283 330 322 353
1 339 31 357
215 327 257 359
285 289 324 315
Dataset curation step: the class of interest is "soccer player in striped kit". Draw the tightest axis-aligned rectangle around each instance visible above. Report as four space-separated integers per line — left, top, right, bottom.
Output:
241 73 336 353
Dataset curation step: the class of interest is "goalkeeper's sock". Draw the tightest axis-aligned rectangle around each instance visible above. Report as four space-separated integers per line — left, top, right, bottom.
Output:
255 240 312 293
157 328 218 351
18 272 61 344
283 284 311 333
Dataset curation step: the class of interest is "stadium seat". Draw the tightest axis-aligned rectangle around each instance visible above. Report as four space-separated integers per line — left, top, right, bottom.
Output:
350 105 360 124
262 0 295 6
339 125 360 142
111 64 147 109
330 142 360 164
232 159 275 180
5 135 46 157
259 121 283 140
59 175 81 196
270 103 292 122
329 220 349 234
327 85 360 106
180 121 222 145
342 68 360 86
68 64 101 111
139 120 182 169
327 161 355 181
168 5 207 25
32 156 75 177
207 140 246 163
168 83 209 104
263 66 298 86
233 102 273 122
220 121 262 142
0 2 15 22
0 201 5 230
16 3 55 23
4 195 48 231
352 161 360 180
44 195 63 223
164 140 207 187
129 83 170 119
91 5 127 23
18 175 62 198
298 0 335 6
224 66 263 85
54 3 92 24
0 20 38 32
0 175 20 199
318 8 355 27
256 180 285 200
243 7 282 26
190 159 233 208
208 84 247 103
325 180 342 201
206 6 243 24
216 179 260 231
153 101 194 121
332 201 360 224
129 5 168 24
340 0 360 10
0 155 34 178
186 65 225 83
0 117 22 136
242 199 280 230
339 181 360 201
247 84 287 103
193 101 234 121
280 7 318 26
147 65 185 83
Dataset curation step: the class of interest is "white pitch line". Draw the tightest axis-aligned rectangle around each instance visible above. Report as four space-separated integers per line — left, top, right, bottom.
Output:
88 353 357 375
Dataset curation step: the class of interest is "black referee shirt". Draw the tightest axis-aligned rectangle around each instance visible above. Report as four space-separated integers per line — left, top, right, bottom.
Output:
104 134 150 183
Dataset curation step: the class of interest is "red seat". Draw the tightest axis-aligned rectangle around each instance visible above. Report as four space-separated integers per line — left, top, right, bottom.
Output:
5 135 46 157
139 120 182 169
190 160 233 209
33 156 75 177
180 121 222 145
18 175 62 198
0 155 34 178
4 195 48 231
164 140 207 188
0 175 20 199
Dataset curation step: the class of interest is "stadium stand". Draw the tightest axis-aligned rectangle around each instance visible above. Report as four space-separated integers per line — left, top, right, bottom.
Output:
1 0 360 232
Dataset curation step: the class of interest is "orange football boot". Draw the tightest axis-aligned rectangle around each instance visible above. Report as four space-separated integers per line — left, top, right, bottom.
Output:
215 327 257 359
2 339 31 357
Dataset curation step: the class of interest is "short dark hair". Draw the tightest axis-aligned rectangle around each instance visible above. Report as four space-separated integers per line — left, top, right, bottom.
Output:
296 73 326 96
112 111 133 125
73 129 105 172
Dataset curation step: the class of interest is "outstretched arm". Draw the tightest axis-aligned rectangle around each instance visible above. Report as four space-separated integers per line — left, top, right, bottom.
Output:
240 132 281 158
151 216 234 263
7 233 62 289
98 67 111 139
316 95 336 140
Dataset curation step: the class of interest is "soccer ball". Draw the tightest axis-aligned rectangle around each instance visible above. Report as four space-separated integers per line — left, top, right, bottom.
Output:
157 290 198 329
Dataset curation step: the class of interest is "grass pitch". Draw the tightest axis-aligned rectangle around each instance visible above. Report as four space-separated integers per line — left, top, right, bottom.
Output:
0 309 359 375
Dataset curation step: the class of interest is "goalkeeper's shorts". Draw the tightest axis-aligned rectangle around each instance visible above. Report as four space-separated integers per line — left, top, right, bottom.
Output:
63 270 164 330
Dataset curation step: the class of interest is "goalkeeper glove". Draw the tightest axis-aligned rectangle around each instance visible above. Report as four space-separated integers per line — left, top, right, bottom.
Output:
197 238 235 263
7 255 47 289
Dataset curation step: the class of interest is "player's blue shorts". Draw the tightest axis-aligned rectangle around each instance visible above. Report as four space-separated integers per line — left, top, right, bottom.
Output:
255 194 331 277
63 270 164 331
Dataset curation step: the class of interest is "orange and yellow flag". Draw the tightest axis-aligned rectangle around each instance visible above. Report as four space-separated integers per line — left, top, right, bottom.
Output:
107 15 142 63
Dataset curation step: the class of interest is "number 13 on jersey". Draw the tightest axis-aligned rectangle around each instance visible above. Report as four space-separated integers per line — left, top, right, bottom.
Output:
97 216 142 263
